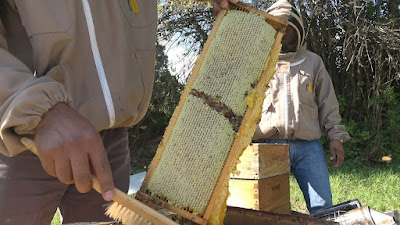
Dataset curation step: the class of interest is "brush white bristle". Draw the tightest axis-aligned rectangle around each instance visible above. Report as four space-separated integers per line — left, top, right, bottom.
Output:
105 202 153 225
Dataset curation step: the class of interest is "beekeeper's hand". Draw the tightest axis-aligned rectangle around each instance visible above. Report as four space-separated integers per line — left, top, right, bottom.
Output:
330 139 345 167
34 103 115 201
213 0 239 16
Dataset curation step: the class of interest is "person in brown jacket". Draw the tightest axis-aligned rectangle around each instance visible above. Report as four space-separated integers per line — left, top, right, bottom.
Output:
0 0 230 224
253 0 350 214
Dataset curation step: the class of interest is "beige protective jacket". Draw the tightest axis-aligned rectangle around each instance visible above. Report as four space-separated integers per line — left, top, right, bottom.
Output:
0 0 157 157
254 45 350 142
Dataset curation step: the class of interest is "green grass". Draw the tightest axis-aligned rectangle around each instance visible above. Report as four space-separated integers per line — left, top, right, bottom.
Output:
290 161 400 214
51 209 61 225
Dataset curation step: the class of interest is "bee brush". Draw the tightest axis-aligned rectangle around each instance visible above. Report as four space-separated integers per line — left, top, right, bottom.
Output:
21 137 178 225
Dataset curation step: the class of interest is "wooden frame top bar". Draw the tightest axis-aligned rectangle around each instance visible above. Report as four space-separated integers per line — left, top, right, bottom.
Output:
229 1 288 31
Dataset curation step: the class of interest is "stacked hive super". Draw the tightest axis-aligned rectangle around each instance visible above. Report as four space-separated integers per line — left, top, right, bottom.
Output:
138 6 285 225
228 143 291 214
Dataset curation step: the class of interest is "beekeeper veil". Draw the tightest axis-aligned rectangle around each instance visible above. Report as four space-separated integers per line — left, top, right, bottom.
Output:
266 0 305 52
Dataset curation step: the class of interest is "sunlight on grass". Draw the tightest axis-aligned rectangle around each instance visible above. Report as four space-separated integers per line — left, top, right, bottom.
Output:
51 209 61 225
290 163 400 214
290 175 308 213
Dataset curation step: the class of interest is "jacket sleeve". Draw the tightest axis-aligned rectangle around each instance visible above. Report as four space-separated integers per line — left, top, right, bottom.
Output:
315 61 350 142
0 20 72 157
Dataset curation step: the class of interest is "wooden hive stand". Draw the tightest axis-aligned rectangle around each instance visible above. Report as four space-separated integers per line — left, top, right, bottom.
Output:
227 143 291 214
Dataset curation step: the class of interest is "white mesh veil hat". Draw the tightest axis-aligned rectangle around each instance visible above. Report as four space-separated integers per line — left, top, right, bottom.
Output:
266 0 305 51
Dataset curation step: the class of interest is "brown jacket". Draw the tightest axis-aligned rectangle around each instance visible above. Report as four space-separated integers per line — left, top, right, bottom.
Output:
0 0 157 156
254 45 350 142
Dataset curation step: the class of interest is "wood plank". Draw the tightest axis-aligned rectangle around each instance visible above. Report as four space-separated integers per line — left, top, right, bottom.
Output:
227 179 260 210
197 1 288 32
230 145 260 179
231 144 289 179
228 1 288 31
258 144 289 179
270 203 291 215
259 174 290 211
227 174 290 212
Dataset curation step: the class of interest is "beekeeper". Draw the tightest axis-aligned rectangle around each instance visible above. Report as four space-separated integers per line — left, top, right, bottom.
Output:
254 0 350 213
0 0 230 224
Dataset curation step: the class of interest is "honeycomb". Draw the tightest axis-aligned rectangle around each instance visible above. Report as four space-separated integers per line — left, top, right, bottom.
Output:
144 9 280 225
192 11 275 116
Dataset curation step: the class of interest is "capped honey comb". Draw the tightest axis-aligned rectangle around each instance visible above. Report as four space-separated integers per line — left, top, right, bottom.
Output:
139 7 285 225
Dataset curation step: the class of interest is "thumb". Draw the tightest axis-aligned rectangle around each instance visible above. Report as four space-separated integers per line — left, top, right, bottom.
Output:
330 148 335 161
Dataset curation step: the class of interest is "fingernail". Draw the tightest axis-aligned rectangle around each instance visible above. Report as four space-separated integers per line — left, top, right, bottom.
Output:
222 1 229 8
104 191 114 201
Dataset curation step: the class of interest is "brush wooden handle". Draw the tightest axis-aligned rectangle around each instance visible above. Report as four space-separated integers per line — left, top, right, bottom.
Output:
21 137 178 225
92 178 179 225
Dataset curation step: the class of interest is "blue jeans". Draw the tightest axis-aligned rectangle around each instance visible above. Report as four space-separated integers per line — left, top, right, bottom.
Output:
265 139 333 213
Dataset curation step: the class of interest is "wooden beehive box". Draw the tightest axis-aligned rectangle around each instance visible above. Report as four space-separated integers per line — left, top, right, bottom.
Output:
227 143 291 214
231 143 289 179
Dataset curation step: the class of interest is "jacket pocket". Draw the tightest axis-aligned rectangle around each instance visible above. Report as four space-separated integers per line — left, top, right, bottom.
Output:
135 50 156 119
299 103 318 120
118 0 157 28
297 103 321 139
15 0 71 36
298 70 315 106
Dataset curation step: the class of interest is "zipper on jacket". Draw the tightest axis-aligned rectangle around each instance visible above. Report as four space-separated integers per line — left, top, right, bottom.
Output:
81 0 116 128
283 72 289 139
274 58 306 139
276 70 289 139
276 61 291 139
282 58 306 139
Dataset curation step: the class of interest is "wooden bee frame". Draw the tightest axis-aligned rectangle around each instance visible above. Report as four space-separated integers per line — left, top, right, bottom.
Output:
136 2 287 224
